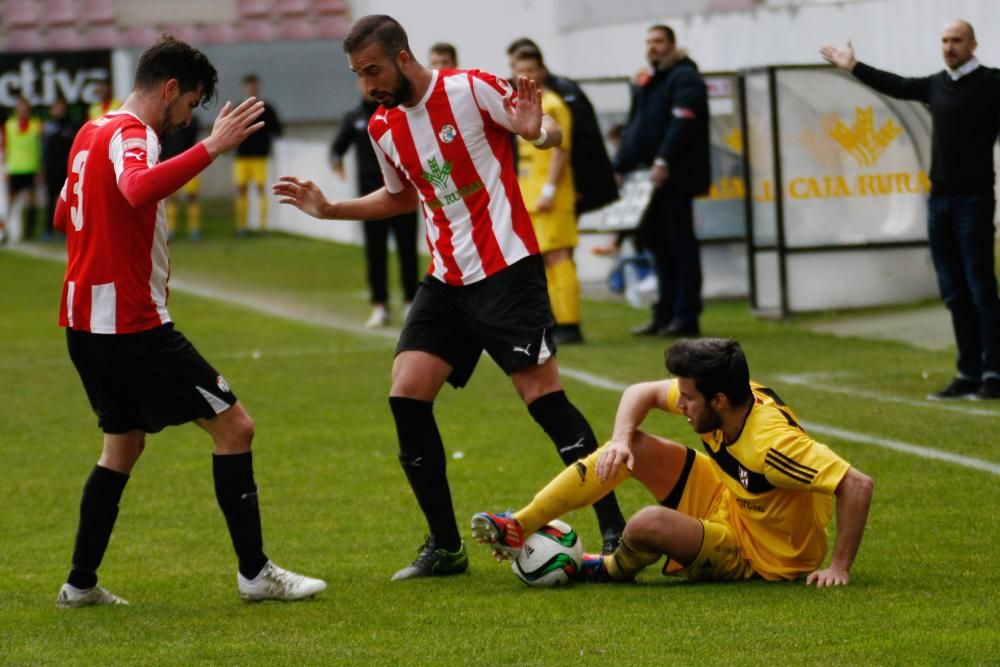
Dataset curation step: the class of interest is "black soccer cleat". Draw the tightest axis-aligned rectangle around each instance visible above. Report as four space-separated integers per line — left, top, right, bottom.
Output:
391 536 469 581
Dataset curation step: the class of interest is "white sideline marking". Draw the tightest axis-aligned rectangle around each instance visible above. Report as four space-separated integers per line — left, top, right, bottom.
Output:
775 373 1000 419
8 244 998 476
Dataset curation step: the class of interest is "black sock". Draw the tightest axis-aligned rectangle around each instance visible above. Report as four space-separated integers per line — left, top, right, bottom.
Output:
389 396 461 552
528 391 626 537
67 465 130 590
213 452 268 580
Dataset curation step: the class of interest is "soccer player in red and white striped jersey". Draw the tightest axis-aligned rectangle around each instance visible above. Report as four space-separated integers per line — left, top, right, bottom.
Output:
274 15 626 580
53 37 325 608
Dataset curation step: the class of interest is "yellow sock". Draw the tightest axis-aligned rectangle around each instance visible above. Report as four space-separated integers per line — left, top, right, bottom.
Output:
548 258 581 325
605 538 662 581
257 187 268 230
166 200 178 235
187 202 202 234
513 445 631 535
235 194 248 231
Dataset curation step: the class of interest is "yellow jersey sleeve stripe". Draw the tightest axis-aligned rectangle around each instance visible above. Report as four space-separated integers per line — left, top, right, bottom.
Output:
765 448 818 476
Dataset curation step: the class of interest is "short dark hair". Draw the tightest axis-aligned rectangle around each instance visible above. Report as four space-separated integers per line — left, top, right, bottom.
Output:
242 73 259 85
507 37 540 57
344 14 412 58
649 24 676 43
511 45 545 68
429 42 457 61
665 338 752 406
134 36 217 107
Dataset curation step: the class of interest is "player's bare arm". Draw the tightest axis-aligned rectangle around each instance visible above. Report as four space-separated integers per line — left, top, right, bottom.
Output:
819 41 857 71
597 380 673 482
273 176 419 221
201 97 266 159
504 75 563 149
806 466 874 587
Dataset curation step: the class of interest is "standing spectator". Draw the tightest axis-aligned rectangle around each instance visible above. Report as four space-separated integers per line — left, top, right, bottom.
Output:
512 47 584 344
822 22 1000 401
330 92 419 328
52 36 325 607
233 74 282 235
615 25 710 337
162 114 203 241
87 80 122 120
506 38 618 217
428 42 458 69
2 96 43 242
275 14 626 580
42 96 77 241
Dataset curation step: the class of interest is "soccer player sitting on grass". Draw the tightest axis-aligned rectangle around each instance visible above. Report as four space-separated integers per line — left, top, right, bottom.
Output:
473 338 874 586
53 36 325 607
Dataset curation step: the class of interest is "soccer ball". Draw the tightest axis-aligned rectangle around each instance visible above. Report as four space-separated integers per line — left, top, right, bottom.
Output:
511 520 584 587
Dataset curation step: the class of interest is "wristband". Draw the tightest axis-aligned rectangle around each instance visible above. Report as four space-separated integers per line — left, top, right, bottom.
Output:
653 157 668 168
529 127 548 147
541 183 556 199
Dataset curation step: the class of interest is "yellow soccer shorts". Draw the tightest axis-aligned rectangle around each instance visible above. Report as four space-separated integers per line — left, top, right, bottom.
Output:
530 209 578 254
179 175 200 196
661 451 757 582
233 157 268 187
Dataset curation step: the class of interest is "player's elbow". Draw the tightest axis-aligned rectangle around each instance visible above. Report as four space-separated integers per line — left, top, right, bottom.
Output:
839 467 874 504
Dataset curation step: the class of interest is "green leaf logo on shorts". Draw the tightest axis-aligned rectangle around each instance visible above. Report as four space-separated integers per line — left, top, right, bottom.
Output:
422 157 453 190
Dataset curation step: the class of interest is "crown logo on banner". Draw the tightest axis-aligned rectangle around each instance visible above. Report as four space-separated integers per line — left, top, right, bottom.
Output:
827 106 902 167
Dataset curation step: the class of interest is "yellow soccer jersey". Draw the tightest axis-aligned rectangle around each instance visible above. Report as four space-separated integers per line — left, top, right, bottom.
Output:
517 89 577 251
666 380 852 579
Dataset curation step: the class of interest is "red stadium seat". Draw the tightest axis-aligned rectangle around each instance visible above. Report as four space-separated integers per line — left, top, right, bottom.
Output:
82 24 118 48
275 0 310 16
237 0 272 19
200 23 238 44
41 0 78 27
280 18 317 40
316 14 349 38
48 25 85 50
81 0 115 24
163 24 201 44
122 25 162 47
241 19 276 42
5 29 47 52
312 0 347 15
3 0 41 28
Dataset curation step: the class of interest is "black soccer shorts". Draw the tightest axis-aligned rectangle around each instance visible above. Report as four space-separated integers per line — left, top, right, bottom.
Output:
396 255 557 388
67 323 237 434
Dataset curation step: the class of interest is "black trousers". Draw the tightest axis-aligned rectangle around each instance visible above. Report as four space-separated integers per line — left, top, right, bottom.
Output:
364 212 420 304
638 185 703 327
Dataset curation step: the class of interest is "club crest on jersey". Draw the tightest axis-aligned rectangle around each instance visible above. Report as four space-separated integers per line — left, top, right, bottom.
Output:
496 76 512 97
738 465 750 489
217 375 230 393
438 124 457 144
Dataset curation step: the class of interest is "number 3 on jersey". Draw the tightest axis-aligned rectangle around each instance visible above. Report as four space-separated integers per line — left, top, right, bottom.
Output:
69 149 89 231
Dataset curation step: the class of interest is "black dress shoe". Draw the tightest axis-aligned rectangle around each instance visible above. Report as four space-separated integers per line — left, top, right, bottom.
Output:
971 377 1000 400
660 319 700 336
631 321 666 336
926 377 979 400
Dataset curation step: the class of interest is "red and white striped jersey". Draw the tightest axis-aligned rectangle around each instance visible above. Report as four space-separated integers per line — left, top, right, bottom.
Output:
57 111 211 333
369 69 539 285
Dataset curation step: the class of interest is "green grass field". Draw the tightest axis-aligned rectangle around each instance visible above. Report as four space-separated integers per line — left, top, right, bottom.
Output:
1 207 998 665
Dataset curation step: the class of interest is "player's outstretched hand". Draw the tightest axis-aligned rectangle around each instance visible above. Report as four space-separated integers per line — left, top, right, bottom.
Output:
203 97 266 158
806 565 850 587
819 41 857 71
596 439 634 483
504 75 543 143
273 176 331 219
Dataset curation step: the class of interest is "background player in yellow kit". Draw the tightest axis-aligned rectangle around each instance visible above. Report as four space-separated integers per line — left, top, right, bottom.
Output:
512 46 584 345
473 338 874 586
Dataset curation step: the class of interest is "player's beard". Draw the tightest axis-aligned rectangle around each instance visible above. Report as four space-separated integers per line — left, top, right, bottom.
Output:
689 405 722 434
378 63 413 108
160 98 186 137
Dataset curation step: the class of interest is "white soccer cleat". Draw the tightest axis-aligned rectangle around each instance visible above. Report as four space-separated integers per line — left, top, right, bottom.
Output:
237 561 327 602
56 583 129 608
365 304 389 328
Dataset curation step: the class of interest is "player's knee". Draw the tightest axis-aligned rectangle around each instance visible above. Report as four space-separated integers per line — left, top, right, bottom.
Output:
623 506 667 549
